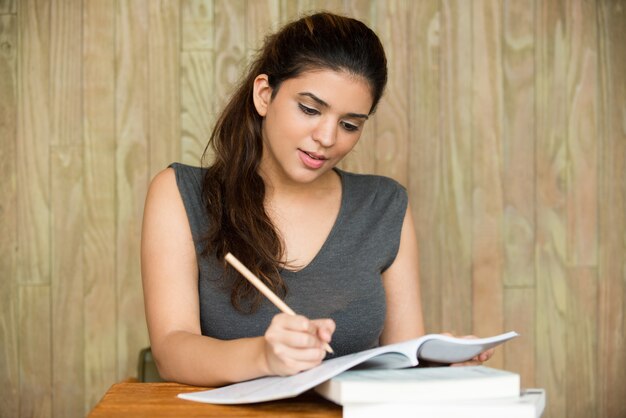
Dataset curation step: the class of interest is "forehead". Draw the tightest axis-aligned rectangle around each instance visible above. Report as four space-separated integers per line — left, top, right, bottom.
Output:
276 70 374 115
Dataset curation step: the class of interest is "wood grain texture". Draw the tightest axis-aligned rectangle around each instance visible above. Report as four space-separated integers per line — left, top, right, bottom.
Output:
0 0 16 14
407 0 441 333
597 2 626 417
3 2 626 417
149 0 181 177
470 0 504 361
566 267 597 417
535 0 569 415
214 0 246 111
245 0 279 58
16 0 50 286
502 0 535 288
372 0 409 186
48 3 85 416
503 288 535 389
51 146 85 418
82 0 118 411
89 382 341 417
0 13 18 418
438 0 472 335
115 0 150 380
182 0 214 51
181 51 215 166
566 0 598 267
49 0 82 147
19 286 52 418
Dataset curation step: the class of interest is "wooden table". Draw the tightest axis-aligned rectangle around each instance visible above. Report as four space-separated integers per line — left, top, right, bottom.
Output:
89 381 342 417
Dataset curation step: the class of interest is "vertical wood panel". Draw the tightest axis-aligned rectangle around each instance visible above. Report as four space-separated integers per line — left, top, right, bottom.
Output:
50 147 84 418
565 2 599 416
19 286 51 418
246 0 280 58
373 0 409 185
503 0 535 288
438 0 472 335
504 288 535 388
471 0 504 361
566 0 598 267
182 0 214 51
49 0 82 147
48 1 85 415
597 2 626 417
502 0 536 383
567 267 597 417
408 0 441 333
149 0 181 177
0 13 18 418
535 0 568 415
0 0 15 14
181 51 215 165
83 0 118 410
115 0 150 380
182 0 214 165
16 0 50 286
214 0 246 111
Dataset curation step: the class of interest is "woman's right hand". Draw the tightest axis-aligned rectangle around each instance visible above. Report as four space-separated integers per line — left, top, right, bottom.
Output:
262 313 335 376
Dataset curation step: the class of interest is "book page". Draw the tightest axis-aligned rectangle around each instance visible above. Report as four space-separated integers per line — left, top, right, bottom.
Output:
178 331 518 404
416 332 519 363
178 340 418 404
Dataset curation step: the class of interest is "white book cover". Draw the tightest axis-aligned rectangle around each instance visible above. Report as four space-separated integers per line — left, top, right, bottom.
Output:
177 331 518 404
342 389 546 418
315 365 520 404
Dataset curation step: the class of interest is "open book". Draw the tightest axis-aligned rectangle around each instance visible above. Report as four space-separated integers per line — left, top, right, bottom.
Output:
177 331 518 404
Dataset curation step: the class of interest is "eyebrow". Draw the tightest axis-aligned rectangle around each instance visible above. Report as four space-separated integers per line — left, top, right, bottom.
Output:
298 92 369 120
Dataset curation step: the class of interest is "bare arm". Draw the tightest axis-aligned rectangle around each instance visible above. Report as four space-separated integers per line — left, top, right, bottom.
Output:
379 204 425 345
380 203 494 364
141 168 333 386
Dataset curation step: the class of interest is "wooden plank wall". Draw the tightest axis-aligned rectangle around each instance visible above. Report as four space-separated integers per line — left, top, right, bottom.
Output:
0 1 624 417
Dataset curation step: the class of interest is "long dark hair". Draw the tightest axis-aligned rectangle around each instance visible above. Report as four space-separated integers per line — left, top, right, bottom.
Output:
201 12 388 313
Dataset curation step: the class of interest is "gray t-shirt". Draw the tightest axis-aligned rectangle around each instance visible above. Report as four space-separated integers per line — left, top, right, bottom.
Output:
171 163 408 358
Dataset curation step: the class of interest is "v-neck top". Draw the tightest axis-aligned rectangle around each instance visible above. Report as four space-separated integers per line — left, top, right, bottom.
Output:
170 162 408 358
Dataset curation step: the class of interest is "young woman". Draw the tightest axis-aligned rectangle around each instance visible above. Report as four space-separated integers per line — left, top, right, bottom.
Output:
141 12 492 387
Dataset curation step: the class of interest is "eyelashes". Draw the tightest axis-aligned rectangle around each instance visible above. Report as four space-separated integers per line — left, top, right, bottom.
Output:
298 103 360 132
298 103 319 117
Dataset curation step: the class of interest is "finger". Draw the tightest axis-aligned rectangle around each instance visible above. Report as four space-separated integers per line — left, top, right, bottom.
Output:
273 313 317 334
451 359 481 367
311 319 336 342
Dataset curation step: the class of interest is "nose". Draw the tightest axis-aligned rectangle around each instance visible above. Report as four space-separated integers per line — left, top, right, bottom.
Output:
312 117 338 148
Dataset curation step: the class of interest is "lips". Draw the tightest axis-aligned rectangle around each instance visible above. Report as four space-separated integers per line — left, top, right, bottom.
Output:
298 149 327 169
302 150 326 160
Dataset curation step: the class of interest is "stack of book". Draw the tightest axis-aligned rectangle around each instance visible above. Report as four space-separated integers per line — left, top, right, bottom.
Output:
178 331 545 417
314 366 545 418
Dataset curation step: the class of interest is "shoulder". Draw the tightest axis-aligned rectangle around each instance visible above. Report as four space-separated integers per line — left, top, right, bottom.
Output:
337 168 407 203
168 162 206 190
145 163 205 212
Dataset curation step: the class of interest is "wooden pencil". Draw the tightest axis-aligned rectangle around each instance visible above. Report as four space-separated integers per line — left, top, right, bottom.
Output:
225 252 334 354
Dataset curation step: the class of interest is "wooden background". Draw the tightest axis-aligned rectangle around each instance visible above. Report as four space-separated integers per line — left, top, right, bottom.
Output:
1 0 624 417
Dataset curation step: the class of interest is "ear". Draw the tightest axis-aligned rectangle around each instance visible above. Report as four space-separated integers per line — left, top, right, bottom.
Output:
252 74 272 117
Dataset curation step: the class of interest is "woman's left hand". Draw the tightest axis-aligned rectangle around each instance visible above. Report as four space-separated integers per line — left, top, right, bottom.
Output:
443 333 495 366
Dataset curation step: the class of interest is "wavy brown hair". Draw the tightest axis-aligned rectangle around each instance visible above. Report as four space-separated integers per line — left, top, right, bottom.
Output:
201 12 388 313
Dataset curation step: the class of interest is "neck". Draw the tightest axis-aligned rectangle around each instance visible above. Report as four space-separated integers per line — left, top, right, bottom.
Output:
260 168 339 201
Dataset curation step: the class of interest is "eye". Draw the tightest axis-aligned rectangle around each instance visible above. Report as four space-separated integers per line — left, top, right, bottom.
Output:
298 103 320 116
340 121 360 132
